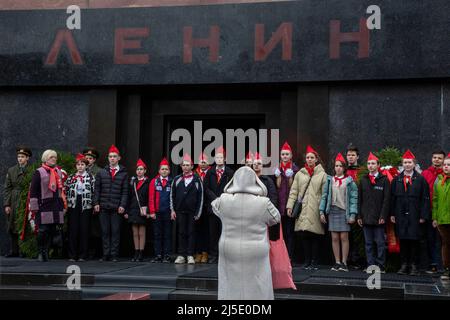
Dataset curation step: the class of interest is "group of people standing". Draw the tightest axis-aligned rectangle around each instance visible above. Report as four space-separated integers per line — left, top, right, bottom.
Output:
3 142 450 282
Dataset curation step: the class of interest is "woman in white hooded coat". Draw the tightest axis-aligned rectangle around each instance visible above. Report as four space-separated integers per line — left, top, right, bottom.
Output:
211 166 281 300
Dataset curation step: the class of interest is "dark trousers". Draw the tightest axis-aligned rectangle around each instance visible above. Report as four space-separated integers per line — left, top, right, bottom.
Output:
437 224 450 268
89 214 102 258
177 211 196 256
208 213 222 258
349 223 364 266
99 209 122 257
363 225 386 267
400 239 420 266
37 224 57 253
154 214 172 257
282 215 295 259
7 230 19 255
195 210 209 253
299 231 321 264
68 196 91 259
426 222 443 268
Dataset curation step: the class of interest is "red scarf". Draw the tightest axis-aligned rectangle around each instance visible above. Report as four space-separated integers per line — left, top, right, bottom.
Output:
196 166 210 181
110 167 118 181
216 167 224 183
136 177 147 190
368 173 377 185
304 164 315 177
280 161 292 172
183 173 194 180
441 174 450 186
41 164 67 209
403 174 413 191
42 164 63 192
161 177 168 188
334 176 347 187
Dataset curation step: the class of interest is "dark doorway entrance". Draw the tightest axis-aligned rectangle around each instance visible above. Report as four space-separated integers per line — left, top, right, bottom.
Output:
167 114 264 175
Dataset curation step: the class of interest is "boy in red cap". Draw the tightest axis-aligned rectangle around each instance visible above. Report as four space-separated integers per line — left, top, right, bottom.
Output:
65 154 95 262
149 158 173 263
273 141 299 259
126 159 150 262
193 153 211 263
391 149 431 275
357 152 391 273
203 146 234 264
93 144 129 262
171 153 204 264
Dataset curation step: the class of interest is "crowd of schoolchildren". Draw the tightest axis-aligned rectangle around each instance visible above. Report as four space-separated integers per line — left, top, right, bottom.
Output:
4 143 450 280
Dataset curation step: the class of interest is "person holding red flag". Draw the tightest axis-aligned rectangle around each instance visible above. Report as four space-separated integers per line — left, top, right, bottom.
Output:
149 158 173 263
391 149 430 275
357 152 391 273
287 145 327 270
274 141 299 260
93 144 129 262
171 153 204 264
126 158 149 262
319 153 358 272
65 153 95 262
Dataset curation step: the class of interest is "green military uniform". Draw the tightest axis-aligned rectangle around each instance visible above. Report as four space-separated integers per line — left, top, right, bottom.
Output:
87 163 101 177
3 163 30 255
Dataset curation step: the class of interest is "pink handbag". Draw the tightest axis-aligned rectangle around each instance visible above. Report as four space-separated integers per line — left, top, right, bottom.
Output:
269 222 297 290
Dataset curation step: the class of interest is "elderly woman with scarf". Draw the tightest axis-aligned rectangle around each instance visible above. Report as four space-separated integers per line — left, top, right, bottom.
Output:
211 166 281 300
29 150 67 262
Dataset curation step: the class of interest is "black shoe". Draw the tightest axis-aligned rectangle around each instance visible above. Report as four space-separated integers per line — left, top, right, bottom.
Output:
339 263 349 272
302 262 312 270
4 252 19 258
151 255 163 263
309 263 319 271
137 251 144 262
398 264 409 275
111 256 118 262
131 250 139 262
163 255 171 263
331 263 341 271
409 264 420 276
100 255 110 262
426 265 438 274
208 256 218 264
378 265 386 274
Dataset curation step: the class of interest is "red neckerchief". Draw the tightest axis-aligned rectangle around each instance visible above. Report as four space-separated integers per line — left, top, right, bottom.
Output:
110 167 118 181
42 164 63 192
280 161 292 172
183 173 194 180
216 167 224 183
368 173 377 185
304 164 315 177
441 174 450 186
403 173 413 191
196 166 210 181
160 176 168 188
136 177 147 190
334 175 347 187
75 173 85 183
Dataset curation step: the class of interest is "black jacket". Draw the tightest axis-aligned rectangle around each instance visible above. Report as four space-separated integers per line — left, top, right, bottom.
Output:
390 171 430 240
93 165 129 210
259 175 280 241
357 173 391 225
170 174 204 218
203 165 234 214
